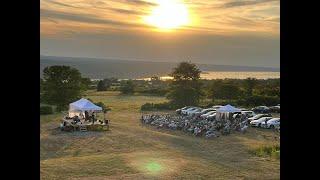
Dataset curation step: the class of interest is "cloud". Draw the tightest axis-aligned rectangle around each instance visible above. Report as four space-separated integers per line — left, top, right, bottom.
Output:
40 9 148 28
103 7 147 15
264 16 280 22
123 0 157 6
43 0 78 8
221 0 278 8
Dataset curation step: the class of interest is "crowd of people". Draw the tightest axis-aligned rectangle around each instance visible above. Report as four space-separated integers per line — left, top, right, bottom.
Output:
141 113 249 138
68 111 110 125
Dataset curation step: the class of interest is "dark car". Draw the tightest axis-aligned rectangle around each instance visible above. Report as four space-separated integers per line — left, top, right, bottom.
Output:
252 106 271 113
269 105 280 113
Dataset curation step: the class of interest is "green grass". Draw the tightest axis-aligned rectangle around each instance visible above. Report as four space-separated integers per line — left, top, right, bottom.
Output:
40 90 280 180
251 144 280 159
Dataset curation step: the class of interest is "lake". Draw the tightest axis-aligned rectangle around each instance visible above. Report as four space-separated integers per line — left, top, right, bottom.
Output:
141 71 280 81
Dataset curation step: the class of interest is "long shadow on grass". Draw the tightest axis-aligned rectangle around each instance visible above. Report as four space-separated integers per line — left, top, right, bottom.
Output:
140 125 280 179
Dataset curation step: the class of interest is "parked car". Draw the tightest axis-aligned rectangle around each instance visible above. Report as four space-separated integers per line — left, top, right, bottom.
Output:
212 105 223 110
176 106 192 114
207 113 217 120
194 108 215 118
241 111 256 118
181 107 197 115
248 114 272 122
200 111 216 119
252 106 271 113
250 117 273 127
262 118 280 129
269 105 280 113
187 108 203 116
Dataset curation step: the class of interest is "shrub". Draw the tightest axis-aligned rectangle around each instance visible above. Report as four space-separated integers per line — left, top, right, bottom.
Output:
40 106 53 115
136 88 168 96
56 105 68 112
251 145 280 159
237 95 280 107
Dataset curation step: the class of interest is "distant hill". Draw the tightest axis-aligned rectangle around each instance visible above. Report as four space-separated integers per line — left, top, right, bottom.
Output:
40 55 279 79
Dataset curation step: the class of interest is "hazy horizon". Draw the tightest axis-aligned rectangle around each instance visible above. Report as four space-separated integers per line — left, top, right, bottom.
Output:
40 54 279 69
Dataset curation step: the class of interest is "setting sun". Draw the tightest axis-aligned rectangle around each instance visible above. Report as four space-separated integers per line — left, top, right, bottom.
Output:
144 0 189 30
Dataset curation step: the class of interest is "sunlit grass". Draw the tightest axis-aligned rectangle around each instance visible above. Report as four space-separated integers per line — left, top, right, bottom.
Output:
40 90 280 179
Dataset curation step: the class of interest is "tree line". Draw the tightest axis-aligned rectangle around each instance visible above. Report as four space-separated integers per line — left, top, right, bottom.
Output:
40 63 280 112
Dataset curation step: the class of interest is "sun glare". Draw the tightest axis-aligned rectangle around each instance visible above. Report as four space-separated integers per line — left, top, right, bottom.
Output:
145 0 189 30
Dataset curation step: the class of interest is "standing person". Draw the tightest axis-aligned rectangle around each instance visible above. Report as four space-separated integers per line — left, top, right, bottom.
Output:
92 112 96 124
264 118 268 127
84 111 89 121
79 112 84 119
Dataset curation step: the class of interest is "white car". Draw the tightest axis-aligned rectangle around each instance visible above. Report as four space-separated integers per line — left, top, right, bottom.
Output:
187 108 203 116
207 113 217 120
242 111 256 118
212 105 223 110
176 106 191 114
263 118 280 129
194 108 215 117
200 111 216 119
248 114 272 122
250 117 273 127
181 107 196 115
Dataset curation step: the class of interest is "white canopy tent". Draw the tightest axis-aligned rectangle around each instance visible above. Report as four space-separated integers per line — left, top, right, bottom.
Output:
216 104 241 121
68 98 102 117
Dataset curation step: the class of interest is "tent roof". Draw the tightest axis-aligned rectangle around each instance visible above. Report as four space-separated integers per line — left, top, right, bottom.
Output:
69 98 102 111
216 104 241 113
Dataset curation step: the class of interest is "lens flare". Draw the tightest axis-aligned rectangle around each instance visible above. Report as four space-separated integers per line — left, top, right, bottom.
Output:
145 0 189 30
146 162 162 173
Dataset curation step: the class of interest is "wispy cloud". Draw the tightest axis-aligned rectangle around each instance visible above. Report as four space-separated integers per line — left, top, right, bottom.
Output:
40 0 280 35
123 0 157 6
41 9 148 28
43 0 78 8
109 8 147 15
221 0 278 8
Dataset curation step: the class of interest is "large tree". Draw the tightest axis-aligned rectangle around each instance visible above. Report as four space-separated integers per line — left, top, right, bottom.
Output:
209 82 241 101
42 66 87 110
243 78 258 97
167 62 203 107
120 80 135 94
97 78 117 91
97 80 107 91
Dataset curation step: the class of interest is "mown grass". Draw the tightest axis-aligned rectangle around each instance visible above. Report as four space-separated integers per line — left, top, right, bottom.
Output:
40 90 280 180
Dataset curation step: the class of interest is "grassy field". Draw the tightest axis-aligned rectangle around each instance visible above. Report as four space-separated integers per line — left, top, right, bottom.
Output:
40 91 280 180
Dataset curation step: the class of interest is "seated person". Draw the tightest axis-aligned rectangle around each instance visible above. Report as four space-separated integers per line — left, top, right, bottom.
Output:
73 115 80 123
65 116 73 120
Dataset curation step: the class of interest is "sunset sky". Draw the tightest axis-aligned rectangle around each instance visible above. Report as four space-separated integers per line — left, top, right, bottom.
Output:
40 0 280 68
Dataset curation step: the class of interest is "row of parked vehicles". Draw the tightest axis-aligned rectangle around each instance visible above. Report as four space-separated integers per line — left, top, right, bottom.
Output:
248 114 280 129
252 104 280 113
176 105 280 130
176 105 256 120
